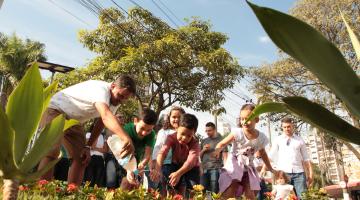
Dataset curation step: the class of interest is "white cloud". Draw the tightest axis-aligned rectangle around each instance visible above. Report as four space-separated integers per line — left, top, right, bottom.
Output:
258 35 271 43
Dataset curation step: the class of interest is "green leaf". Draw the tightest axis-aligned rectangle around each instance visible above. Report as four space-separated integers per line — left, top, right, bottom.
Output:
64 119 79 131
247 1 360 119
19 157 61 182
19 115 65 173
246 102 288 123
340 11 360 61
6 63 44 164
283 97 360 145
0 106 17 176
43 81 58 114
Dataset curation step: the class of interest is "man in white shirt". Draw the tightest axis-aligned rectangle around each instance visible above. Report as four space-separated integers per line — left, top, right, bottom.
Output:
269 117 313 199
37 75 136 186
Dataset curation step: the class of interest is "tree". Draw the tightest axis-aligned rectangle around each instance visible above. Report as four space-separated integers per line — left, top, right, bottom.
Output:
0 33 46 107
56 7 242 116
247 0 360 160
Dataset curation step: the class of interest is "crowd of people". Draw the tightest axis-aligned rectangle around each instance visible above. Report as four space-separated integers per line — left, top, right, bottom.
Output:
37 75 313 199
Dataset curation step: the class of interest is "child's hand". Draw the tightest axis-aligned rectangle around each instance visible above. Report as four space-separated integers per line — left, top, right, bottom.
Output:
202 144 211 152
169 171 181 187
126 170 138 185
211 148 222 159
259 169 266 178
150 168 161 183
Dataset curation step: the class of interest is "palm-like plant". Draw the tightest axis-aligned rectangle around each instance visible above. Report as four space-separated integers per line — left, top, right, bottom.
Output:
245 1 360 145
0 33 46 107
0 63 77 200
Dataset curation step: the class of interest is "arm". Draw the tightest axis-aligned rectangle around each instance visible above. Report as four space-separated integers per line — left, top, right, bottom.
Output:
300 139 313 185
213 133 235 158
303 160 313 186
168 140 200 186
87 119 104 146
259 148 276 173
138 146 152 171
94 102 133 157
151 136 173 182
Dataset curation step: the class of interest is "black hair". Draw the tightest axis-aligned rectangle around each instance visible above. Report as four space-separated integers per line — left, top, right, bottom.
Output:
179 113 198 131
205 122 216 129
139 108 158 125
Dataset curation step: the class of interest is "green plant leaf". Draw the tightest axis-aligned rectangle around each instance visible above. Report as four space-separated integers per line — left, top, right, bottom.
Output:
0 106 17 176
19 114 65 173
283 97 360 145
64 119 79 131
6 63 44 164
19 157 61 182
340 11 360 61
247 1 360 119
246 102 289 123
43 81 58 114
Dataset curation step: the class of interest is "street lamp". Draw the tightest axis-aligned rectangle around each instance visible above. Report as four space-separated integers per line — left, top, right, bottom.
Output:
30 61 75 83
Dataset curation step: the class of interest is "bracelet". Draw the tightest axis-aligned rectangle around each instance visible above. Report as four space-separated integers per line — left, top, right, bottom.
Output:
84 145 91 150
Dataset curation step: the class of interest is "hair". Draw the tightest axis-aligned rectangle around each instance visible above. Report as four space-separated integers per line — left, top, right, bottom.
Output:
275 171 289 183
205 122 216 129
139 108 158 125
281 117 294 124
237 103 256 127
240 103 256 112
113 75 136 94
179 113 198 131
163 106 186 129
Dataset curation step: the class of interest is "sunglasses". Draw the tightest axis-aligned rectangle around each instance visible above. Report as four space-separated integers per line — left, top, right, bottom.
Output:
286 139 290 146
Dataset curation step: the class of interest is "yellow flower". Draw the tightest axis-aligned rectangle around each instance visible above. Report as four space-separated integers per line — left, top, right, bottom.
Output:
319 188 327 194
192 184 205 192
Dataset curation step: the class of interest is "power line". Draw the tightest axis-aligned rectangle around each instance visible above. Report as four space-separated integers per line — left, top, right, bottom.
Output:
150 0 179 28
48 0 93 27
156 0 184 26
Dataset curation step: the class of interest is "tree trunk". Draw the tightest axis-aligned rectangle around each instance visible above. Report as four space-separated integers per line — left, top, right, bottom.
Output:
3 179 19 200
343 141 360 161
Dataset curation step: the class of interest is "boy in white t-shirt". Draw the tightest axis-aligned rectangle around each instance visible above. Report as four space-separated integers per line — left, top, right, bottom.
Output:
37 75 136 186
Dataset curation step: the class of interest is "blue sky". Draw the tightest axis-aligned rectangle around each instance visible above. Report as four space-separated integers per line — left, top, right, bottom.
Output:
0 0 296 136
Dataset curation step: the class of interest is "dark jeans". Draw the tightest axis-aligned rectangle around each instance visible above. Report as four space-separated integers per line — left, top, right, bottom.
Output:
256 179 269 200
83 155 105 187
286 172 307 199
54 157 70 181
162 163 200 190
200 168 220 193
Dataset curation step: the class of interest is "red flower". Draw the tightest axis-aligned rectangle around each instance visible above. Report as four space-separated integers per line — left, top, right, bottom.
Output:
56 187 62 193
18 185 29 191
173 194 183 200
264 192 273 197
67 183 77 193
38 179 49 186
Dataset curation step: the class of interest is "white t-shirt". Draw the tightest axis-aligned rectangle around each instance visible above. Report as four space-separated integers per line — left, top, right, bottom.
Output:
86 132 105 157
151 129 175 164
231 128 269 167
273 184 294 200
49 80 118 123
270 134 309 173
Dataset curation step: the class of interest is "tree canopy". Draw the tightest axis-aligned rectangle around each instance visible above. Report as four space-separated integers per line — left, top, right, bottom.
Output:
56 7 243 116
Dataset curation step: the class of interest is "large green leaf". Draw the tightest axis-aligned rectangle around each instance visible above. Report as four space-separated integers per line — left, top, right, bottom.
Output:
19 157 61 182
19 114 65 173
247 1 360 119
247 97 360 145
6 63 44 164
283 97 360 145
0 106 17 176
341 11 360 61
43 81 58 114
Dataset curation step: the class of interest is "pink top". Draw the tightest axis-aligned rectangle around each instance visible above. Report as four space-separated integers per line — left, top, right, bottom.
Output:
159 133 200 168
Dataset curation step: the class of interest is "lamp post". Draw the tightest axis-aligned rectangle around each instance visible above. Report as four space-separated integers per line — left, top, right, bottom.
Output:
33 61 75 84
